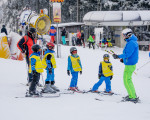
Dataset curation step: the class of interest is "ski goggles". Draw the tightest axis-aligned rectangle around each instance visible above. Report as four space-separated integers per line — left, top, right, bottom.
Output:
72 50 77 54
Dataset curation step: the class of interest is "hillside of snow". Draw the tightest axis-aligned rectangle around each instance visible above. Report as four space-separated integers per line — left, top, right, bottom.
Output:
0 45 150 120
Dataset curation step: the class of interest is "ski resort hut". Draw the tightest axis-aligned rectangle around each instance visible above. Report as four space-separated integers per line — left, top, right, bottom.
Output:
83 11 150 50
52 22 84 45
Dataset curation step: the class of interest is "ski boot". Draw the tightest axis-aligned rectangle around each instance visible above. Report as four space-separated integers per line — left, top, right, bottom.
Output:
92 90 100 93
122 96 140 103
103 91 114 95
68 87 76 91
125 97 139 103
50 85 60 92
26 90 41 97
42 84 56 93
75 87 80 91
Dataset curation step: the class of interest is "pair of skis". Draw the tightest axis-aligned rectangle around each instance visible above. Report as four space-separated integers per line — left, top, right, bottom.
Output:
15 89 74 98
95 97 141 104
87 90 120 96
67 88 88 94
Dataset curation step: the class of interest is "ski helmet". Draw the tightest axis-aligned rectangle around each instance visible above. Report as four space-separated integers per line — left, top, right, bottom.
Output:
70 47 77 54
28 27 36 34
46 42 55 50
103 54 109 59
122 28 133 38
32 44 41 52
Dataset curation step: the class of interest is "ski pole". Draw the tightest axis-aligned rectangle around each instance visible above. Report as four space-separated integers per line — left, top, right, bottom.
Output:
25 55 29 83
110 50 115 54
41 73 45 86
40 36 45 86
105 50 113 55
137 60 150 71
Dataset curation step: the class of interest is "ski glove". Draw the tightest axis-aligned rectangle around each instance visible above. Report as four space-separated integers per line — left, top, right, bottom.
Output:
110 76 113 80
120 59 123 63
32 70 38 76
48 68 52 74
80 71 82 75
112 54 119 59
149 52 150 57
67 70 70 76
22 49 25 53
98 73 101 79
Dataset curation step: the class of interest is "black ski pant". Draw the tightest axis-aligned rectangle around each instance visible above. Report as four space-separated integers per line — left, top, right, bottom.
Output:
25 55 33 83
89 42 95 49
29 73 40 92
77 38 81 46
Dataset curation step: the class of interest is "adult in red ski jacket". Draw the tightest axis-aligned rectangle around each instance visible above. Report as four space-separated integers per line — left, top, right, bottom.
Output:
17 27 37 84
49 26 56 43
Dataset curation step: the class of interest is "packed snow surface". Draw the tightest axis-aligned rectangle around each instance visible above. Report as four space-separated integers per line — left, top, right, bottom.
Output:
0 45 150 120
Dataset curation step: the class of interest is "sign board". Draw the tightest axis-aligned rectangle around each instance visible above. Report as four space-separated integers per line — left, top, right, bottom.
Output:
50 0 64 2
53 3 61 23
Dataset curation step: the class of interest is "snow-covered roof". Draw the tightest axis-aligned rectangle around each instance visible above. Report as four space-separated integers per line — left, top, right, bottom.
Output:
52 22 84 27
83 11 150 26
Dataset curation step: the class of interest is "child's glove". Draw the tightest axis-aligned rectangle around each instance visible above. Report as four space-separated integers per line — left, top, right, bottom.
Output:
110 76 113 80
112 54 119 59
80 71 82 75
120 59 123 63
67 70 70 76
48 68 52 74
98 73 101 79
32 70 38 76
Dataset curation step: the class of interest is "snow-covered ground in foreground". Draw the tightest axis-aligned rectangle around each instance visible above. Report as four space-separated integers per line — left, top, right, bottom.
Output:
0 45 150 120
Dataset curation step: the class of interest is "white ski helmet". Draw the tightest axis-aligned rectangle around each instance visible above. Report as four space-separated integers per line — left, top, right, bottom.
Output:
122 28 133 38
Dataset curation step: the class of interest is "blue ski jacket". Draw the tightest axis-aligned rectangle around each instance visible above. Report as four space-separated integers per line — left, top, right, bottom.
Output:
44 49 55 70
99 61 113 76
118 34 139 65
67 54 82 73
30 52 41 71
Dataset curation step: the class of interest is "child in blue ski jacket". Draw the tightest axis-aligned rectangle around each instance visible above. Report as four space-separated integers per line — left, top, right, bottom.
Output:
67 47 82 91
91 54 113 93
29 44 43 96
42 42 59 93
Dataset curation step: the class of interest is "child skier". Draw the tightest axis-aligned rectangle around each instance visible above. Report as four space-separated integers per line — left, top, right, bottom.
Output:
42 42 59 93
28 44 44 96
67 47 82 91
91 54 113 93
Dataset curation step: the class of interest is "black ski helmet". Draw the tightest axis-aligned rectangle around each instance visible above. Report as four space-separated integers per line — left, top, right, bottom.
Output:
29 27 36 34
103 54 109 59
70 47 77 54
32 44 41 52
